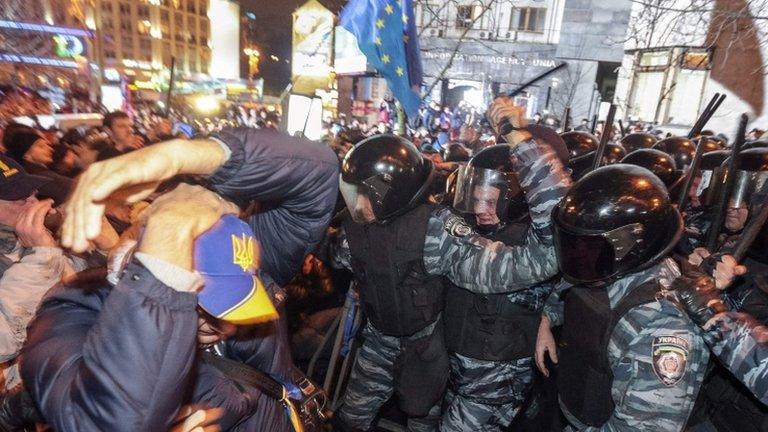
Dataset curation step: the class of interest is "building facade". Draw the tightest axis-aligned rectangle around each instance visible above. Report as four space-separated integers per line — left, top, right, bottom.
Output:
0 0 214 100
613 0 768 134
414 0 633 121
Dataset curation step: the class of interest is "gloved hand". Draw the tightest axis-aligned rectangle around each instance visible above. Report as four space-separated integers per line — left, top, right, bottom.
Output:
688 247 747 289
673 268 728 327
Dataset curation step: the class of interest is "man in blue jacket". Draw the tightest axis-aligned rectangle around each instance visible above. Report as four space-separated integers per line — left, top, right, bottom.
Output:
20 129 339 431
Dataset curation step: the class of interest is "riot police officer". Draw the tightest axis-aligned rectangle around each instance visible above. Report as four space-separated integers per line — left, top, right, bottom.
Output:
538 164 710 431
441 145 556 431
331 97 571 432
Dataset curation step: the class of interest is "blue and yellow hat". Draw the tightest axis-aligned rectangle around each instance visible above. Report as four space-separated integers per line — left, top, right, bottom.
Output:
193 214 277 325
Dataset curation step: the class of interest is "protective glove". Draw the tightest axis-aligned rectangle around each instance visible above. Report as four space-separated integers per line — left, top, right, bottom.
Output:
673 268 728 327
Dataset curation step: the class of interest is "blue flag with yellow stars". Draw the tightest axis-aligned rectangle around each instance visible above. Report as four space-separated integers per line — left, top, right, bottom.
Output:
340 0 422 118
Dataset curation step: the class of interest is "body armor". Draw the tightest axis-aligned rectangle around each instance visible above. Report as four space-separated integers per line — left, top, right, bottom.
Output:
343 204 445 337
558 282 659 426
444 222 540 361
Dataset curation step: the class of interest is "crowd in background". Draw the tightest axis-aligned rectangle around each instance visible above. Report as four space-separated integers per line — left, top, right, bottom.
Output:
3 80 768 428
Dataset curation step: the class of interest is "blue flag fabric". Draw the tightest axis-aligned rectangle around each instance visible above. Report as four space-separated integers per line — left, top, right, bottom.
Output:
402 0 423 91
340 0 422 118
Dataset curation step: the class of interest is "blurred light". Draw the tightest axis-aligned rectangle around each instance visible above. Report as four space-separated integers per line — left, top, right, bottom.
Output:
245 12 256 20
104 68 120 81
85 16 96 30
270 55 279 61
44 12 53 25
194 95 220 113
150 27 162 39
157 100 166 108
0 53 77 68
0 20 90 37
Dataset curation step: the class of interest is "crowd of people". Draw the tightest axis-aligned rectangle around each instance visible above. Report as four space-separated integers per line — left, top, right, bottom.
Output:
1 74 768 432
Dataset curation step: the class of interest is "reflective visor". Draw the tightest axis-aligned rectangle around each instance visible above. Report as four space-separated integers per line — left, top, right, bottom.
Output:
339 177 380 224
553 219 618 284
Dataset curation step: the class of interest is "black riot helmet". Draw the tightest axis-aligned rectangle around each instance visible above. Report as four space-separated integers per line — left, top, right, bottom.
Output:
444 142 471 163
453 145 526 227
722 147 768 208
552 164 683 285
698 136 725 153
561 131 599 180
620 148 680 188
744 140 768 150
653 137 696 168
620 133 657 153
696 150 730 207
603 143 628 165
727 148 768 263
340 134 434 224
561 131 598 159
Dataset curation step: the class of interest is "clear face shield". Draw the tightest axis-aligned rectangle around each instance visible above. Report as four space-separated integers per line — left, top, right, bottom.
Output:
339 176 385 224
453 166 517 226
700 168 768 208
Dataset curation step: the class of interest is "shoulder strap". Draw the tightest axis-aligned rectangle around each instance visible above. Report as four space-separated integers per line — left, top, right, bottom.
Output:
201 351 285 400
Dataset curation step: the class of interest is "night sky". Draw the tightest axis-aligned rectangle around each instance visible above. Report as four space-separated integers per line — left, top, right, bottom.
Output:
241 0 303 95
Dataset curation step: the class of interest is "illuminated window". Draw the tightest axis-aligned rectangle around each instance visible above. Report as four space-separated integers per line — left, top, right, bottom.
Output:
681 50 711 70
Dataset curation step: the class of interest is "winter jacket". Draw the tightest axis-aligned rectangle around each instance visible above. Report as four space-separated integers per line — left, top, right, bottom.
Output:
20 129 339 431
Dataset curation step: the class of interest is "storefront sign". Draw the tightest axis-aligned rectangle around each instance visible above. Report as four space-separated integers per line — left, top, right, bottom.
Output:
422 51 557 68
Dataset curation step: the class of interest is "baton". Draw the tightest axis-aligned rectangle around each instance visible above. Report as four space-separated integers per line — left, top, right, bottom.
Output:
495 63 568 138
732 197 768 261
563 107 571 131
507 62 568 98
701 193 768 276
688 94 726 139
676 137 708 208
590 114 598 135
590 104 617 172
618 119 626 137
705 114 748 250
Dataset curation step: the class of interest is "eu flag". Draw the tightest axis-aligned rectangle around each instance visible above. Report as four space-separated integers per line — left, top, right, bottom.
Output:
340 0 423 118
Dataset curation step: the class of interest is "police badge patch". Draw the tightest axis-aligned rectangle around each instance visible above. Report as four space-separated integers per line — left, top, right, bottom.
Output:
652 336 689 386
444 215 473 237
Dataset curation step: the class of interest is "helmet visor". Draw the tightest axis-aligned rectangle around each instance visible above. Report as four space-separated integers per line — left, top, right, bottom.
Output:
339 176 382 224
553 217 645 284
701 169 768 208
554 225 617 284
453 166 515 223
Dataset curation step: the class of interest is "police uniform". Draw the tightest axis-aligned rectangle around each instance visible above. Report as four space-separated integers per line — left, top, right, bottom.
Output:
333 136 570 431
440 219 554 431
546 164 710 431
700 312 768 406
545 259 710 431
